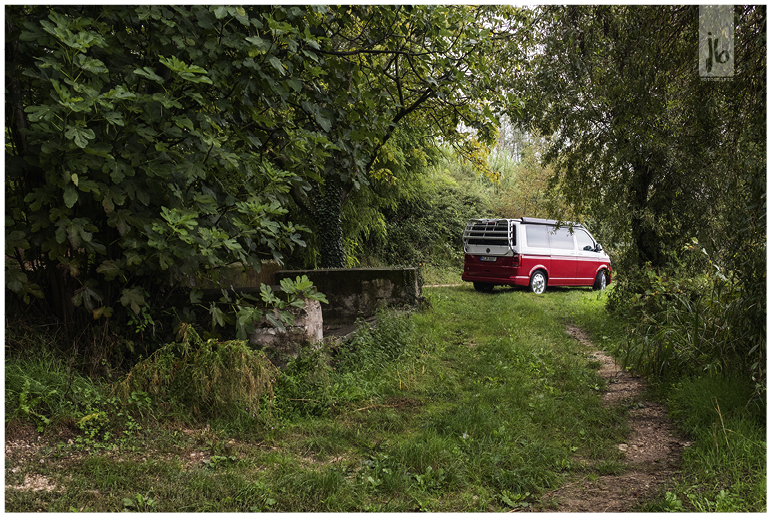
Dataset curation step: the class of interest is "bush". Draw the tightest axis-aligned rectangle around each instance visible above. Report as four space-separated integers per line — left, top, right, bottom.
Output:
272 309 416 419
5 320 106 432
362 159 496 270
273 343 335 419
610 240 765 408
333 310 415 373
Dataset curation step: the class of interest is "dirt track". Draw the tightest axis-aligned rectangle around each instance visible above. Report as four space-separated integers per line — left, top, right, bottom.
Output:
543 325 689 512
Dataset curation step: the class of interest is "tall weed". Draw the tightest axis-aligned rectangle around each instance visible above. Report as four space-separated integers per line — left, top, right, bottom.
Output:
335 310 414 372
666 375 766 512
5 346 102 431
273 309 415 419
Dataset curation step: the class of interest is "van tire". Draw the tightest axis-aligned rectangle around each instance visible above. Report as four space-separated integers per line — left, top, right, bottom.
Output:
529 270 547 294
473 282 494 293
593 270 607 291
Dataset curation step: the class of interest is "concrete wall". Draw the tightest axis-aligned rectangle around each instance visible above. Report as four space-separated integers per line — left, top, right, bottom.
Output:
186 261 281 291
185 265 421 355
275 267 420 327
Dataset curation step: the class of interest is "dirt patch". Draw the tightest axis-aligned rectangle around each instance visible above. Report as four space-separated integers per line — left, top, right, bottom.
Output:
544 325 689 512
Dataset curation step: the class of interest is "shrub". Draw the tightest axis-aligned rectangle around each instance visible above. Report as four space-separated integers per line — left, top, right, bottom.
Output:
272 309 416 419
612 240 765 408
334 310 415 373
5 322 104 431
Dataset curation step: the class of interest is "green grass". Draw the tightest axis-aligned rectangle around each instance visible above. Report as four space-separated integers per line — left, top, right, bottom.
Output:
5 285 765 512
421 263 463 286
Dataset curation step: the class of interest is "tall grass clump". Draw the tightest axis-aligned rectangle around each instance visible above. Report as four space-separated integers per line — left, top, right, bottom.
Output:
5 348 101 432
334 310 414 373
273 309 415 420
114 324 279 424
665 375 766 512
5 319 106 432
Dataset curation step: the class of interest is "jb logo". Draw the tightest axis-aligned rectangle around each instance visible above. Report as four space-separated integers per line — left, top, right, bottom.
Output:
706 32 731 73
699 6 734 79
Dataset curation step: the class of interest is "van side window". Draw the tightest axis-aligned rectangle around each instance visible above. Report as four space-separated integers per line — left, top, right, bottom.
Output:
576 229 595 251
526 225 549 248
548 226 575 250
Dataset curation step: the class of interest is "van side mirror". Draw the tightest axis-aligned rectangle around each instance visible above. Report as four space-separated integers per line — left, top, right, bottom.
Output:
595 243 603 252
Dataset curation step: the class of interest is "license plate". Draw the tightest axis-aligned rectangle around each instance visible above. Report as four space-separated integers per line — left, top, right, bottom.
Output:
479 256 497 262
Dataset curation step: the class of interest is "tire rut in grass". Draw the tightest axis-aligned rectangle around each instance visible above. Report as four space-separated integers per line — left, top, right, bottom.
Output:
541 325 690 512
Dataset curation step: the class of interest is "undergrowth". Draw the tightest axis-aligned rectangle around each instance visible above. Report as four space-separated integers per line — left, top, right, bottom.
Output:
114 324 279 425
5 288 765 512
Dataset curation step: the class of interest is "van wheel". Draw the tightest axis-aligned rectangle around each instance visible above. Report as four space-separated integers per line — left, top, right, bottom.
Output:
529 270 547 294
473 282 494 293
593 270 607 291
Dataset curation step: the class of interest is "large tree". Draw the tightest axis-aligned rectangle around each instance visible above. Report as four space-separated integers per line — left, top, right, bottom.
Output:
508 5 765 271
5 5 526 344
285 5 524 267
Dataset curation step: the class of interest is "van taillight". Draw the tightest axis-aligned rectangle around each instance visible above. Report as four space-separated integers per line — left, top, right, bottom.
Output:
495 254 519 267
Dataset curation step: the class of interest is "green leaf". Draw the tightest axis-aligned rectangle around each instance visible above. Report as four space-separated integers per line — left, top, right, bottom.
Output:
268 56 286 75
6 230 30 251
96 260 124 281
75 54 108 74
63 185 79 208
120 287 146 315
246 36 270 52
25 104 56 122
72 279 104 312
64 125 95 148
210 304 226 328
93 306 113 320
133 67 165 84
285 78 302 92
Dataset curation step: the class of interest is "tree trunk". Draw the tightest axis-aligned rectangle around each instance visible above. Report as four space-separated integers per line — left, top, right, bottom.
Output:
629 159 663 269
316 176 346 268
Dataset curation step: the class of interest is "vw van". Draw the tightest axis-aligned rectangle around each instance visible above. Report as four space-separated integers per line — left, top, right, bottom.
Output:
461 217 612 294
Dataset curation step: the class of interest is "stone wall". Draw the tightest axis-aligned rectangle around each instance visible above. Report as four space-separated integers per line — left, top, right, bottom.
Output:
184 265 421 356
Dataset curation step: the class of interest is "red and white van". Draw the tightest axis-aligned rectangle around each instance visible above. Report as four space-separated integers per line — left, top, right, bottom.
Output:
461 217 612 294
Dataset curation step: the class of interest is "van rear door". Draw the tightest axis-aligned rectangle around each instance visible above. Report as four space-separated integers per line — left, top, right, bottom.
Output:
523 224 551 276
